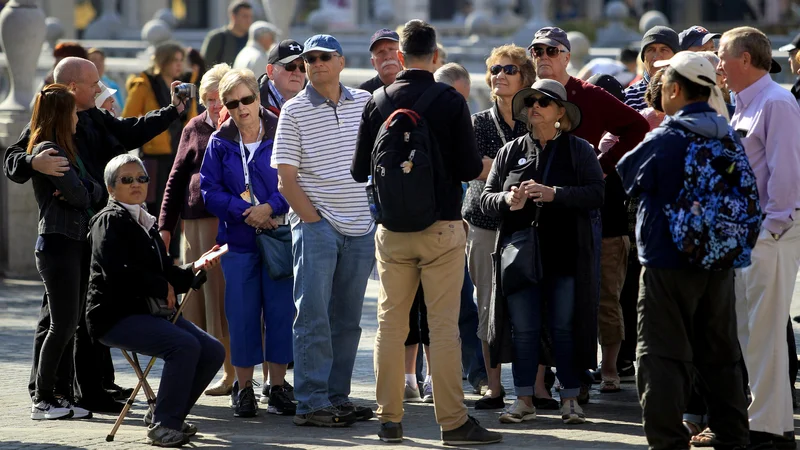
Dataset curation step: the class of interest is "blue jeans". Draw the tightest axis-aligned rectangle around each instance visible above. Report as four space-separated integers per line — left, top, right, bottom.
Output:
221 250 294 367
459 264 487 388
100 315 224 430
291 217 376 414
506 276 580 398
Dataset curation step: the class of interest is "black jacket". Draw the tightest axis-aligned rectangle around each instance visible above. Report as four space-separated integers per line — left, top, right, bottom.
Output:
358 74 386 94
351 69 482 222
4 105 180 200
480 132 604 369
30 142 103 241
86 200 195 338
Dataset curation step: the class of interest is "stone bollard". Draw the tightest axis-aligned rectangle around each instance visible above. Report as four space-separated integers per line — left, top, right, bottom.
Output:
83 0 123 40
567 31 590 74
153 8 177 29
0 0 47 277
465 11 492 43
639 10 669 34
596 1 641 48
513 0 553 50
262 0 298 41
44 17 65 52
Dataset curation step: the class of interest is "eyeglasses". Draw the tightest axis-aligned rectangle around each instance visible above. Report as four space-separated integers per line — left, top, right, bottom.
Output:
118 175 150 185
531 46 568 58
279 61 306 73
223 94 257 110
303 53 338 64
489 64 520 76
523 95 557 108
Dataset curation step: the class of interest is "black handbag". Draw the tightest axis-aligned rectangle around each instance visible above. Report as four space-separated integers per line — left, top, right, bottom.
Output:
255 224 293 280
499 146 555 296
145 296 174 318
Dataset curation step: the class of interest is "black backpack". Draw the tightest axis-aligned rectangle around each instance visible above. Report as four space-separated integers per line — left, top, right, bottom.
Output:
369 83 449 232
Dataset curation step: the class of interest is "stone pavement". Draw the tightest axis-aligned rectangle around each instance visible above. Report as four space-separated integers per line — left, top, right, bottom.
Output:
1 276 799 450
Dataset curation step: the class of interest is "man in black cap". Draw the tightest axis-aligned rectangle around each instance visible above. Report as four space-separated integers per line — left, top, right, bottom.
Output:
679 26 721 52
259 39 306 115
624 25 680 112
779 33 800 102
359 28 401 93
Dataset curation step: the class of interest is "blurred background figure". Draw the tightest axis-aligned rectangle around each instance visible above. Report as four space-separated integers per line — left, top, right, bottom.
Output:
233 20 280 75
201 0 254 65
44 42 88 86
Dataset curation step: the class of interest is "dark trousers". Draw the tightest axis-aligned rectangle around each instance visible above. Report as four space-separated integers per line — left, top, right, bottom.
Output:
32 235 87 401
410 265 487 388
637 267 748 450
28 238 118 403
617 252 641 367
100 315 224 430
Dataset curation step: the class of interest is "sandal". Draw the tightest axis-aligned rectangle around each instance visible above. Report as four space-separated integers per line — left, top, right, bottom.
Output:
690 427 718 447
599 377 621 393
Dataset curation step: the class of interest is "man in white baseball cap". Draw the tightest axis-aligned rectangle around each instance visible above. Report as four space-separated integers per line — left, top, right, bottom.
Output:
95 80 118 116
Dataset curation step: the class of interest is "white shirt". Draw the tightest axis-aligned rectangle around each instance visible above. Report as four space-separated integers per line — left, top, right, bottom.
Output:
233 42 268 77
271 83 374 236
119 201 156 234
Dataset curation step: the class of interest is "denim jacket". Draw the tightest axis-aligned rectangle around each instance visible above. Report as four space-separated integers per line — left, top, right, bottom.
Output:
30 141 104 241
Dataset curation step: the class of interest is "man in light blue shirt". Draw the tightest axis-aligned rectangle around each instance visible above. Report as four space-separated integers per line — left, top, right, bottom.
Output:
718 26 800 449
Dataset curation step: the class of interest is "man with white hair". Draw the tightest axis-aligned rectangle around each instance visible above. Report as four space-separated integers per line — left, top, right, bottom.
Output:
259 39 305 113
3 56 188 414
233 20 280 75
359 29 402 94
433 62 471 99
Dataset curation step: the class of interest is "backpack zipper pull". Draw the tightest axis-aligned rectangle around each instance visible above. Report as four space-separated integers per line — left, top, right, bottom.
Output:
401 150 416 174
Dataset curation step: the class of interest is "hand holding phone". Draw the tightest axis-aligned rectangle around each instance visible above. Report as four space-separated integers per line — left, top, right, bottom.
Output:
194 244 229 270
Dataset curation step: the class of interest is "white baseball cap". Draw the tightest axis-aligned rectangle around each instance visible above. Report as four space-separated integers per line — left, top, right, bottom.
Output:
653 52 717 88
95 80 117 109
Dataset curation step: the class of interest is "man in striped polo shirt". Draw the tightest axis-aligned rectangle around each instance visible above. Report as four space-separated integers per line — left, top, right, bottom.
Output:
272 34 376 428
624 26 680 111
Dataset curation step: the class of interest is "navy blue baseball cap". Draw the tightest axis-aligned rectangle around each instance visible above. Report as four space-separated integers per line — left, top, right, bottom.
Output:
301 34 344 56
368 28 400 51
679 26 721 51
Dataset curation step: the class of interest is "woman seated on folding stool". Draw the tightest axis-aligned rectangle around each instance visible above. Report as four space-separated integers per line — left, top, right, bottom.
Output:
85 154 225 448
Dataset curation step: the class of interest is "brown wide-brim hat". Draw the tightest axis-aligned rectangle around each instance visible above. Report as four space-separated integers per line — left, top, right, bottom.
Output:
511 79 582 132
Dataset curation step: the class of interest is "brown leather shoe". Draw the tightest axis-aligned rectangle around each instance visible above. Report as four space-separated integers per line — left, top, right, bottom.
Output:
204 380 234 396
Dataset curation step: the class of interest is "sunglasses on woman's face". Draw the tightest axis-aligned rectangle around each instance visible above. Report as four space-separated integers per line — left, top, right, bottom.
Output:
531 46 567 58
524 95 556 108
280 61 306 73
303 53 338 64
118 175 150 185
223 94 257 110
490 64 520 76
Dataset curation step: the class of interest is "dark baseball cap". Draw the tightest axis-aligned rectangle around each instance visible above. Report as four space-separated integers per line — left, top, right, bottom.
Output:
587 73 625 102
779 33 800 52
368 28 400 51
528 27 571 52
640 26 680 61
268 39 304 65
770 58 782 74
679 26 721 51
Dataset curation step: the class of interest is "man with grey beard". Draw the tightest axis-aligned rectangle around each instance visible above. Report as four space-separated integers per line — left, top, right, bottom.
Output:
359 29 402 93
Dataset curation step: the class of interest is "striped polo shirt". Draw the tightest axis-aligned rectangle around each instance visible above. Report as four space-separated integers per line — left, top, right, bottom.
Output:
271 82 374 236
624 77 649 112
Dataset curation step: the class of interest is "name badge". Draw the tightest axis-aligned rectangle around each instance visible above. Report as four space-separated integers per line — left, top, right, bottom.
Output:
518 158 527 165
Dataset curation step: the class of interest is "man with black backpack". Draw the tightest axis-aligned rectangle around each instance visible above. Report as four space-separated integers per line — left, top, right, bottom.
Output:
617 52 753 450
351 20 500 445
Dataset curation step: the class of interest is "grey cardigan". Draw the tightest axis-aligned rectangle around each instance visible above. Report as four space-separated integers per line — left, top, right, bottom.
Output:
30 141 104 241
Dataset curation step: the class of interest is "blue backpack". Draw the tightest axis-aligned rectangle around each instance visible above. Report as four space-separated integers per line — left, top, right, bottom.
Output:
664 127 762 270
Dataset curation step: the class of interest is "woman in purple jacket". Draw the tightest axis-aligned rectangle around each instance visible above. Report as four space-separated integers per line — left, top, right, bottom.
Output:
199 68 295 419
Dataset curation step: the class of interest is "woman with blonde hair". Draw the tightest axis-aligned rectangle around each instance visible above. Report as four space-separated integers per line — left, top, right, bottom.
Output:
159 63 235 396
123 41 198 223
464 44 535 410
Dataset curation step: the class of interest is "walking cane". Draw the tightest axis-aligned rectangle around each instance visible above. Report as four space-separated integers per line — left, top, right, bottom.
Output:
106 270 207 442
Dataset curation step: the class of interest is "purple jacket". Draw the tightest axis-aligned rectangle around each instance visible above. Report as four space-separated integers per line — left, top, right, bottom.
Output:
200 106 289 252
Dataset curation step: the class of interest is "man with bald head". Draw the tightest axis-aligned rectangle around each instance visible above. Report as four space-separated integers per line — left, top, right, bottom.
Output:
4 56 188 413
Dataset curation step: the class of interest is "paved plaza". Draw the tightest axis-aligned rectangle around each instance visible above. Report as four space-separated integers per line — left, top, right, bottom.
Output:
1 276 799 449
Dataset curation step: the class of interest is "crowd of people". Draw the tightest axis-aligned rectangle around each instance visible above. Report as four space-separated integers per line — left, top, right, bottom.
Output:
3 0 800 448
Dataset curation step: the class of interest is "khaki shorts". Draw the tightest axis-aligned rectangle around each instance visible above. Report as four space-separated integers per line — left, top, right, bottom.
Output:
598 236 630 346
466 224 496 342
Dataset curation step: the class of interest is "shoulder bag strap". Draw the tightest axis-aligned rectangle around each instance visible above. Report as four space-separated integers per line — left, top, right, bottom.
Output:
373 86 396 121
532 144 557 226
490 109 507 146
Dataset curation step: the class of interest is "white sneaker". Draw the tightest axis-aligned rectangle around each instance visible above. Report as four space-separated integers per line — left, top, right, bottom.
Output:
422 381 433 403
403 383 422 403
56 397 93 419
31 399 73 420
561 399 586 424
499 399 536 424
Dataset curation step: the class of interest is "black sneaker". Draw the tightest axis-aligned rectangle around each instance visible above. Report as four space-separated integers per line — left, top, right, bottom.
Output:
104 382 134 401
474 392 505 410
577 383 590 405
74 396 124 414
229 380 239 409
618 362 636 383
379 422 403 443
293 406 355 427
234 381 258 418
441 416 502 445
283 379 295 402
336 402 373 421
267 385 296 415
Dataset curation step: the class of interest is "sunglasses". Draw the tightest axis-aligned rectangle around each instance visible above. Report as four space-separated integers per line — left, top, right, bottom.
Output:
523 95 557 108
490 64 520 76
118 175 150 185
279 61 306 73
303 53 339 64
223 94 257 110
531 46 568 58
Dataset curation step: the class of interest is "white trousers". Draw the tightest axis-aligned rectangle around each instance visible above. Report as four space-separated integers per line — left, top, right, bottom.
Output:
735 222 800 435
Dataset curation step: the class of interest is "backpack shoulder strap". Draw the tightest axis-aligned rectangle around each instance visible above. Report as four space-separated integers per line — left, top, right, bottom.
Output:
411 82 450 116
373 86 396 122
